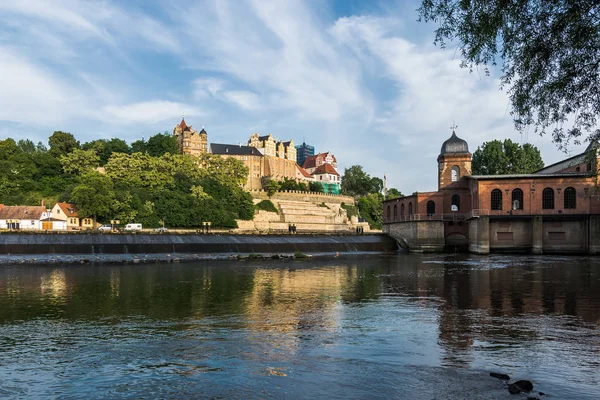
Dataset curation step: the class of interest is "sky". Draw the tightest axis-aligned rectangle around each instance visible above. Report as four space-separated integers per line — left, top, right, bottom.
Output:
0 0 588 192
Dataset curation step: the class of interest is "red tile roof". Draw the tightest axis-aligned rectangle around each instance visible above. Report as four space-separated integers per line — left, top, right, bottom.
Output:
302 155 318 169
179 118 187 129
312 163 339 176
56 202 80 218
296 164 312 178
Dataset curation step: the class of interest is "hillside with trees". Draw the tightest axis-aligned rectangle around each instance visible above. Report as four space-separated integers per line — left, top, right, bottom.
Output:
0 131 253 228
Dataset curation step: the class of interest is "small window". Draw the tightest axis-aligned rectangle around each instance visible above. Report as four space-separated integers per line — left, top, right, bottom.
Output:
451 166 460 182
451 194 460 211
512 189 523 210
426 200 435 216
387 206 391 220
408 202 413 216
393 205 397 220
57 209 60 214
401 204 405 216
491 189 502 210
542 188 554 209
564 187 576 209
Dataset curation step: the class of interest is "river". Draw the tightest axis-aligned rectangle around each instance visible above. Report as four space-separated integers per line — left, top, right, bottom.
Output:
0 254 598 399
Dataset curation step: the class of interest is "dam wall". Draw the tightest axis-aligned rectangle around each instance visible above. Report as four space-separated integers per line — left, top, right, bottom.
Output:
0 233 398 256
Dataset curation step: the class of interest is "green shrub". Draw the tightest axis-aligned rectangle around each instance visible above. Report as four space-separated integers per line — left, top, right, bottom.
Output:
255 200 278 213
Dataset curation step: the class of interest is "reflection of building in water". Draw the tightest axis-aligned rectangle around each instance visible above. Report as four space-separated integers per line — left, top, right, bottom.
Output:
40 269 67 299
241 267 365 355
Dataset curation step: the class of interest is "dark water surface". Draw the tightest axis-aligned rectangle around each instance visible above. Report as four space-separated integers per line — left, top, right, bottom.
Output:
0 254 599 399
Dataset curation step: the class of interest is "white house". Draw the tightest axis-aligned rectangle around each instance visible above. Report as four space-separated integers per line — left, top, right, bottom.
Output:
0 206 67 230
311 163 340 185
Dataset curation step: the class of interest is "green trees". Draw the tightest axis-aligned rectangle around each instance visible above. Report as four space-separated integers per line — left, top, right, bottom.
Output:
418 0 600 147
48 131 80 158
341 165 382 197
472 139 544 175
386 188 403 200
0 131 253 229
70 171 115 226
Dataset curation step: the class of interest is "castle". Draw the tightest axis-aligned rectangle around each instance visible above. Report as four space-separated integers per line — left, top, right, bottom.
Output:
172 119 339 192
383 129 600 254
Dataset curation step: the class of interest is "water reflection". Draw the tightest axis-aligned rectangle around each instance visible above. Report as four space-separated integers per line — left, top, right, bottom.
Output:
0 255 599 398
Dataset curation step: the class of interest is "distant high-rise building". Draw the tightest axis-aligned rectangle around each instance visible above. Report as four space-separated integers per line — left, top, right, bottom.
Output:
295 142 315 167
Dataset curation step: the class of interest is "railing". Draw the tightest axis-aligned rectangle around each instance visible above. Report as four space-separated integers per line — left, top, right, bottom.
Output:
386 213 467 223
466 209 590 219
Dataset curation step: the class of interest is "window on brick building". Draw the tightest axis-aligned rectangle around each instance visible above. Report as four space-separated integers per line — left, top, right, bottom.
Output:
393 205 397 221
408 202 413 216
542 188 554 209
564 187 576 209
451 194 460 211
387 206 390 220
426 200 435 216
451 166 460 182
511 189 523 210
491 189 502 210
401 204 405 217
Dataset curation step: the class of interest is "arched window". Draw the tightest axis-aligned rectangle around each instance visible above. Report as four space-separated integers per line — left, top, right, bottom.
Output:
426 200 435 216
511 189 523 210
393 204 398 220
387 206 391 220
542 188 554 209
401 204 405 217
408 202 413 216
564 187 576 209
491 189 503 210
451 194 460 211
451 166 460 182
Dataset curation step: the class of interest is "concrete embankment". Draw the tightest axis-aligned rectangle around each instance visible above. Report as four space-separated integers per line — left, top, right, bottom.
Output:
0 234 398 264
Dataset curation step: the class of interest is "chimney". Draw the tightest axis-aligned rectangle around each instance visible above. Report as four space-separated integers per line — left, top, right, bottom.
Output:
41 199 45 207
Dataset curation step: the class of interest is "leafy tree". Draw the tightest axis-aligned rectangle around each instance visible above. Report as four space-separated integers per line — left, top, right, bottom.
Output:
357 193 384 229
82 138 130 165
370 177 383 194
418 1 600 147
341 165 373 197
60 149 100 175
69 171 115 226
386 188 403 200
0 138 18 159
17 139 37 154
146 132 178 157
48 131 80 158
472 139 544 175
309 181 324 193
264 179 280 197
130 139 147 154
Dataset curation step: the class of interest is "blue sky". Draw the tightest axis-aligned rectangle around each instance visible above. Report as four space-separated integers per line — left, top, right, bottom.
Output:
0 0 586 192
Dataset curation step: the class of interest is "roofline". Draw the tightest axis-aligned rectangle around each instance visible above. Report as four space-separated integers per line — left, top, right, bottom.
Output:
533 150 587 173
466 172 591 180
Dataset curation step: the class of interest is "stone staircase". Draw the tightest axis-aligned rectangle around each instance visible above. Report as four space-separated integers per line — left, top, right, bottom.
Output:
236 199 371 233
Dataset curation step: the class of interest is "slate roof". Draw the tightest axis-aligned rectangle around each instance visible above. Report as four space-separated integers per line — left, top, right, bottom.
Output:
312 163 339 176
440 131 470 155
210 143 264 156
258 134 272 141
0 206 47 220
56 202 79 218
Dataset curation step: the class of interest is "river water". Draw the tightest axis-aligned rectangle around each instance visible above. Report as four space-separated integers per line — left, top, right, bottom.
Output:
0 254 598 399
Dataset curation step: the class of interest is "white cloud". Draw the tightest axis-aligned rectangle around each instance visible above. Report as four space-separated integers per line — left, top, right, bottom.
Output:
101 100 201 124
222 91 261 111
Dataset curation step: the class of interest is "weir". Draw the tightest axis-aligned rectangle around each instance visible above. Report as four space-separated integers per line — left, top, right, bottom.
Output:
0 234 398 256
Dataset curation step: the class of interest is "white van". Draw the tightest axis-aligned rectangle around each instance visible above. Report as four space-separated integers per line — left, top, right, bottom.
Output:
124 223 142 232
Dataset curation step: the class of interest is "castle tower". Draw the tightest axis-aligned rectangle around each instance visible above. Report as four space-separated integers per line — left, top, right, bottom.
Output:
173 118 208 156
437 129 471 190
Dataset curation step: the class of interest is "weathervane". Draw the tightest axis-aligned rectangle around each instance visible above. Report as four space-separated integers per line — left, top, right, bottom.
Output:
450 122 458 132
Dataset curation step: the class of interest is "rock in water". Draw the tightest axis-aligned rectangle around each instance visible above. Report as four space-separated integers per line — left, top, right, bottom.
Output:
508 384 522 394
490 372 510 380
514 380 534 392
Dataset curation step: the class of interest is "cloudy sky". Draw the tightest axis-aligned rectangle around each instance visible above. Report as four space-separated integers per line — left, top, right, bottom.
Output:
0 0 587 192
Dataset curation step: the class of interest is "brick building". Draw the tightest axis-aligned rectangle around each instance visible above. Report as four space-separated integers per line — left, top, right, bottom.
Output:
383 130 600 254
173 119 208 156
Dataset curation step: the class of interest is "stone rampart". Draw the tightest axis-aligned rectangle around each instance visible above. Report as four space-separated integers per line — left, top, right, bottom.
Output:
250 190 355 205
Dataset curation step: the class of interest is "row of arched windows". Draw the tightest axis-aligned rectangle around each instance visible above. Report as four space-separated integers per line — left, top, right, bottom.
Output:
490 187 577 210
386 202 413 221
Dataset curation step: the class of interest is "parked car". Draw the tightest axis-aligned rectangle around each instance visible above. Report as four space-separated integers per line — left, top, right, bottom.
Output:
98 224 112 232
124 223 142 232
155 227 168 233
